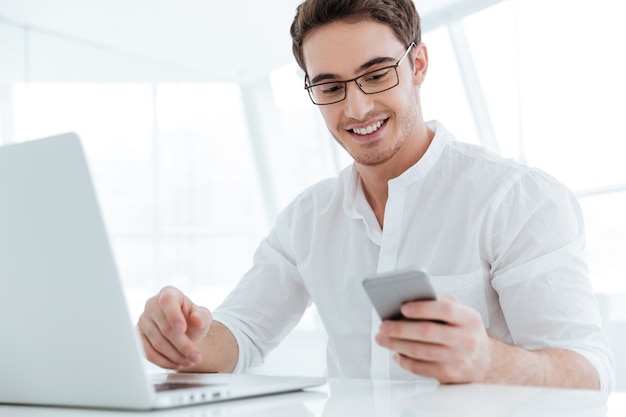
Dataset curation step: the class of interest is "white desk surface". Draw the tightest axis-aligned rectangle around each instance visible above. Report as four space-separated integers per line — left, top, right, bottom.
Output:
1 378 625 417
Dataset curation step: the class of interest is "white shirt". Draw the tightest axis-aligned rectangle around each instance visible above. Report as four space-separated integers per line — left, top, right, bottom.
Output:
213 120 615 390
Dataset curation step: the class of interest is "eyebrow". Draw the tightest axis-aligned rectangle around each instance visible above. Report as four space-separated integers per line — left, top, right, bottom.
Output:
309 56 397 85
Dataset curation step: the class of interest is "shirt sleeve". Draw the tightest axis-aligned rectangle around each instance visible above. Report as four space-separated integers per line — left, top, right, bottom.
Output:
487 169 616 391
211 216 311 373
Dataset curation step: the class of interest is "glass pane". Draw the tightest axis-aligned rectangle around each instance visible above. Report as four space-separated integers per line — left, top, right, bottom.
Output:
464 0 626 192
421 26 480 146
517 0 626 191
461 0 626 295
13 83 154 234
12 82 271 308
579 192 626 294
270 64 351 209
463 1 521 159
157 235 260 291
155 83 268 234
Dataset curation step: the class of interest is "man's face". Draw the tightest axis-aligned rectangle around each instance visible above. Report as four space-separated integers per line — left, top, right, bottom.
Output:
302 19 426 167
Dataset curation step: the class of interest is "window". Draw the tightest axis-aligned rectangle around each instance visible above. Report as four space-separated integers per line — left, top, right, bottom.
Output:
12 83 268 317
2 0 625 320
422 0 626 293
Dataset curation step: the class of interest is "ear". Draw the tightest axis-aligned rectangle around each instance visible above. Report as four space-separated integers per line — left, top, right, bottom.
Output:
412 42 428 87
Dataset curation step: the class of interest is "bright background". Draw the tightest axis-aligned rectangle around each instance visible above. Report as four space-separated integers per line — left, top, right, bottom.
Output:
1 0 625 383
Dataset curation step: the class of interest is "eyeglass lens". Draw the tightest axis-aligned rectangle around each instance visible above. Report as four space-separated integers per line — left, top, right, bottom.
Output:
308 67 399 105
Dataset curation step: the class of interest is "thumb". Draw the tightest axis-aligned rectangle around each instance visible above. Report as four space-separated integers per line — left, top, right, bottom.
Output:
186 305 212 341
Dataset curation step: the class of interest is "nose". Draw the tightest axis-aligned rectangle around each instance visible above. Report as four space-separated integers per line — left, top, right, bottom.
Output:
344 81 375 120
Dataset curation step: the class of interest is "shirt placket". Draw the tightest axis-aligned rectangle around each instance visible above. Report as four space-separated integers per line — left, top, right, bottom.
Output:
370 182 406 379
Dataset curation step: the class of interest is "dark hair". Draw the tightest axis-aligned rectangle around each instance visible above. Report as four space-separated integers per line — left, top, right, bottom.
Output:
290 0 421 71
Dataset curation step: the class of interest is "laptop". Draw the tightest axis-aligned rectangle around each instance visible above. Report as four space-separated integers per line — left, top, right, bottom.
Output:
0 133 325 410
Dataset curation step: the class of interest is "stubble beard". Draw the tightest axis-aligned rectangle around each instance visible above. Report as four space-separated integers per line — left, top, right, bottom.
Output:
332 100 418 167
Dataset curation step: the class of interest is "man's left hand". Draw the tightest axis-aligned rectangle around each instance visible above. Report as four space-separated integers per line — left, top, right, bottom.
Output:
375 294 494 383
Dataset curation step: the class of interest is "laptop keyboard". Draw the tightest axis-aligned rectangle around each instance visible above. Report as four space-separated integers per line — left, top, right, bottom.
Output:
154 382 214 392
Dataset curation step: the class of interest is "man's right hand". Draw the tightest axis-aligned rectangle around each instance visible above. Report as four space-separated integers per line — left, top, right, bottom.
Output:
137 286 212 370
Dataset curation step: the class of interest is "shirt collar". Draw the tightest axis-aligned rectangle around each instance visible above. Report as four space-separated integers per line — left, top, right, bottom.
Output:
343 120 451 219
388 119 450 186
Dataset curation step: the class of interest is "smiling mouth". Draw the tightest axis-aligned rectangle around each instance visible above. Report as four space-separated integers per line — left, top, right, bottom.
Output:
350 119 386 136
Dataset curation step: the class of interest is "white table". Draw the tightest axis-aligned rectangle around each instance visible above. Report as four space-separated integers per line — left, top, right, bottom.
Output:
1 378 625 416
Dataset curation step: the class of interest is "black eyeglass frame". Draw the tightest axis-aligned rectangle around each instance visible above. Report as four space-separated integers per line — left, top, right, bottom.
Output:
304 42 416 106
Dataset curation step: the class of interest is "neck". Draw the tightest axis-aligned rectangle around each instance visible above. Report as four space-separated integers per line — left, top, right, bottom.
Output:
358 123 434 228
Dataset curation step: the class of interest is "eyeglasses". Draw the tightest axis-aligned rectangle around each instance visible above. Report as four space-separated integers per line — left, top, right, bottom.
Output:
304 42 416 106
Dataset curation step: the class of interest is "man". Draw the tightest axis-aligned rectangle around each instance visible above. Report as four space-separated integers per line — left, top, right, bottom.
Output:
138 0 614 390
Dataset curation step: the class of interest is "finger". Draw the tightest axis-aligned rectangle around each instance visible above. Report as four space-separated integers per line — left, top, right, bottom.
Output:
139 316 197 367
379 319 458 345
392 352 468 384
140 332 182 370
139 289 204 366
376 329 477 383
156 287 189 335
187 305 212 340
376 333 450 363
400 295 477 326
150 288 205 360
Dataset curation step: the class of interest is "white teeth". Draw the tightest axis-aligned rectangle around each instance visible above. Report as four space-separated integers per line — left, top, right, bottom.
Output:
353 120 384 136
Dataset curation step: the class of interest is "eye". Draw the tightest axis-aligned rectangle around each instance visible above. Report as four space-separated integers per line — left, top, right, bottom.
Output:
362 68 392 83
319 83 345 96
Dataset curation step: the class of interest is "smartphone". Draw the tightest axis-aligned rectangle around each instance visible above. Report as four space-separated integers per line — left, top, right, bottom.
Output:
362 269 436 321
